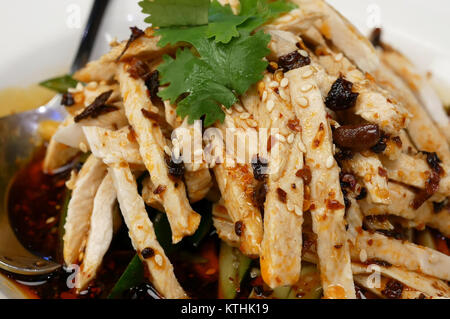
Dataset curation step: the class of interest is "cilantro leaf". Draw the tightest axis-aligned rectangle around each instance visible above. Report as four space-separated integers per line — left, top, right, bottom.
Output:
158 32 270 126
206 1 248 43
139 0 209 27
39 75 79 93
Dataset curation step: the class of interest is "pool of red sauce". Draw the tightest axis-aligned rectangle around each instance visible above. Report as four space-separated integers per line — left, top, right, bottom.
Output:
3 147 221 299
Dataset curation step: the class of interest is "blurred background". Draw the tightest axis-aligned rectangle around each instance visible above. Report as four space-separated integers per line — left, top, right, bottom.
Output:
0 0 449 116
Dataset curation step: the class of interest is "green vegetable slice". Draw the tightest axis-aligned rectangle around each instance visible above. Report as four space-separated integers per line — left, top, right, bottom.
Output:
108 255 145 299
218 241 252 299
39 75 78 93
139 0 210 27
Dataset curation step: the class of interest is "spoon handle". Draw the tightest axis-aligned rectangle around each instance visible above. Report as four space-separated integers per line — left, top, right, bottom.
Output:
70 0 110 74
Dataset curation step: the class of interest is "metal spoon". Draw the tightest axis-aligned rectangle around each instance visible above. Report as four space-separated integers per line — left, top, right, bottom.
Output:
0 0 109 276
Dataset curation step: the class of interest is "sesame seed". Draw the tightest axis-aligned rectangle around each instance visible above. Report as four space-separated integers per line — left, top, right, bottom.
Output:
287 133 295 144
287 201 294 212
262 91 268 102
240 112 251 120
326 156 334 169
79 142 88 153
294 206 303 217
86 81 98 90
225 108 233 115
298 49 309 57
280 78 289 88
247 119 258 128
279 89 289 101
266 99 275 112
269 81 279 88
300 84 313 92
154 254 163 266
46 217 56 224
235 104 244 113
297 96 309 108
298 140 306 153
359 249 367 263
276 133 286 143
302 68 314 79
164 146 172 156
334 53 344 62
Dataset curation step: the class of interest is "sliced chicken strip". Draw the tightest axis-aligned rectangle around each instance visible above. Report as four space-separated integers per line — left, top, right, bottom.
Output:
381 153 450 197
213 113 263 257
352 262 449 298
212 200 240 249
109 162 187 298
341 153 390 205
354 274 435 299
184 169 213 203
292 0 379 73
213 202 450 298
266 8 323 35
74 30 172 83
359 182 450 237
83 126 144 170
374 62 450 163
76 173 117 291
118 63 200 243
350 230 450 281
63 155 107 265
245 74 304 288
287 67 355 299
381 49 450 143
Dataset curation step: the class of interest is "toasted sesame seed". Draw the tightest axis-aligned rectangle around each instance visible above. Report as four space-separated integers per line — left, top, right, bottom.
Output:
280 78 289 88
269 81 279 88
240 112 251 120
298 49 309 57
359 249 367 263
154 254 163 266
247 119 258 128
46 217 56 224
300 84 313 92
267 99 275 112
79 142 88 153
287 133 295 144
279 89 289 101
262 91 268 102
287 201 294 212
294 205 303 217
302 68 314 79
86 81 98 90
225 108 233 115
164 146 172 156
235 104 244 113
276 133 286 143
297 96 309 108
326 156 334 169
298 140 306 153
334 53 344 62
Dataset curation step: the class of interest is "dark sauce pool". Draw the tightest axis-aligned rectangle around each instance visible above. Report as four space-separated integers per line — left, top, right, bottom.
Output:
3 147 222 299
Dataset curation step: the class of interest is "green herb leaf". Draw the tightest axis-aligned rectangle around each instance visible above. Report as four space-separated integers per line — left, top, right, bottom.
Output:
158 31 270 126
139 0 209 27
108 255 145 299
206 0 248 43
39 75 78 93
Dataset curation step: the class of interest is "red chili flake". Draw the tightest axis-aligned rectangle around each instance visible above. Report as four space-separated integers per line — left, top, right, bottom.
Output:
369 28 383 48
235 221 244 237
287 118 301 132
296 166 312 185
141 108 172 132
278 50 311 72
267 135 277 152
253 182 268 214
334 244 343 249
333 124 380 151
312 123 325 149
251 155 268 181
411 171 441 209
74 90 117 122
355 187 367 200
153 185 167 195
381 279 403 299
141 247 155 259
61 92 75 106
340 172 357 191
325 77 359 111
326 199 345 210
391 136 403 148
378 167 388 178
423 151 444 176
117 26 145 61
276 188 287 203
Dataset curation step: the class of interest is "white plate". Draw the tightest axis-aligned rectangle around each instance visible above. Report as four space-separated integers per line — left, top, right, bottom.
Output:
0 0 449 298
